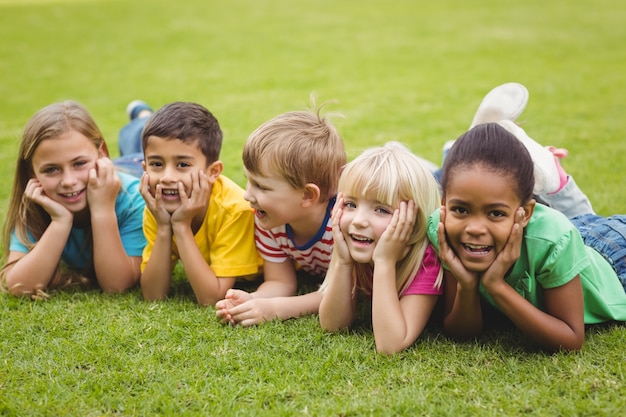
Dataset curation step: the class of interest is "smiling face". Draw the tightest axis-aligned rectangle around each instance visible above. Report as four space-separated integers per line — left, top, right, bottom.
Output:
243 165 306 231
143 136 212 213
31 129 101 214
443 164 533 272
339 193 396 264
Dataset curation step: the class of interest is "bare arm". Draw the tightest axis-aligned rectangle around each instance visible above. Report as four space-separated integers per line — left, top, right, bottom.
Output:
251 259 298 298
3 178 73 295
370 200 438 354
438 207 484 339
371 259 439 354
139 172 174 301
318 255 357 331
173 221 235 306
215 260 305 326
319 194 357 331
484 276 585 351
89 159 140 292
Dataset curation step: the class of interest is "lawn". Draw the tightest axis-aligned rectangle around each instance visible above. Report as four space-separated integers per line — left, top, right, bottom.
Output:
0 0 625 415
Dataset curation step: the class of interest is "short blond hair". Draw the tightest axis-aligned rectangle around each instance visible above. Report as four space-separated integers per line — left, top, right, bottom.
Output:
243 102 346 202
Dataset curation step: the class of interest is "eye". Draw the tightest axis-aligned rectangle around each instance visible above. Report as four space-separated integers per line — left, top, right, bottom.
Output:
489 210 507 218
450 205 468 215
375 206 392 215
177 162 191 168
343 201 356 209
73 160 89 168
147 161 163 168
42 166 60 174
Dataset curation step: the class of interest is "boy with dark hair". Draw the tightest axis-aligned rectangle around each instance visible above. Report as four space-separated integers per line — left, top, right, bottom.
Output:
139 102 260 306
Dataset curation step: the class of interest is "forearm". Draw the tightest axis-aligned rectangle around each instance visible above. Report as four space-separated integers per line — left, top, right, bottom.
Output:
371 262 414 353
486 282 584 351
267 291 324 321
91 213 140 292
173 225 233 306
443 282 484 340
319 261 355 331
141 230 173 301
4 221 71 295
252 279 298 298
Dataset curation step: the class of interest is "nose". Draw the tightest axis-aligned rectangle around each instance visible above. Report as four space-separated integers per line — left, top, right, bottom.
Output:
243 182 254 203
159 165 178 184
351 206 369 228
465 216 487 236
60 169 78 187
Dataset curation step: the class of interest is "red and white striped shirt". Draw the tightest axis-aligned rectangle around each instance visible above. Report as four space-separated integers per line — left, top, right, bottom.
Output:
255 198 335 276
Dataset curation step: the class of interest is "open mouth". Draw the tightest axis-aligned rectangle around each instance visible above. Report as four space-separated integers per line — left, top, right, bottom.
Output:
350 234 374 245
161 189 180 199
462 243 492 255
254 208 267 219
59 189 85 202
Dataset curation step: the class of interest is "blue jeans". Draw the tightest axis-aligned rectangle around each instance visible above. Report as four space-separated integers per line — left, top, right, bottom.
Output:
112 116 149 177
570 214 626 292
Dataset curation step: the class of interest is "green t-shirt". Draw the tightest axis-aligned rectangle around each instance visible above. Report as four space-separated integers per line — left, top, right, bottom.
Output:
427 204 626 324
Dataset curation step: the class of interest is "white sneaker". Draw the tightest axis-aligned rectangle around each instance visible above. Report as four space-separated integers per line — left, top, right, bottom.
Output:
470 82 529 129
497 120 561 195
126 100 153 121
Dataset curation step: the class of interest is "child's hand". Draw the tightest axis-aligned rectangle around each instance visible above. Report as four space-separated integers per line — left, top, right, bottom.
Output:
87 158 121 216
170 170 210 226
372 200 415 265
331 193 353 266
24 178 73 224
437 206 480 290
216 289 267 326
481 207 525 290
140 172 171 226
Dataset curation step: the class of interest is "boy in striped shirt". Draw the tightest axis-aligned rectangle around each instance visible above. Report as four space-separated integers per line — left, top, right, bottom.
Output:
215 103 346 325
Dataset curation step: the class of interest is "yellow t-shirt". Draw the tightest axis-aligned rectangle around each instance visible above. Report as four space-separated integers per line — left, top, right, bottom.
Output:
141 175 262 278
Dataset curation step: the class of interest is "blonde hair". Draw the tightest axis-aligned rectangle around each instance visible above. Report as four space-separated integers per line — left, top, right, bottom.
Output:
1 101 107 295
242 99 346 202
339 141 442 295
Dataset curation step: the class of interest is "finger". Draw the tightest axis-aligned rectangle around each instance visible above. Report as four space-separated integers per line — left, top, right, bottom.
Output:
88 167 98 186
177 181 188 204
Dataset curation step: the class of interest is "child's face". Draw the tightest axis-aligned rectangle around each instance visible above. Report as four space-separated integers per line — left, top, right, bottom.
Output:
31 130 101 213
243 166 306 230
143 136 211 213
339 193 396 264
443 165 530 272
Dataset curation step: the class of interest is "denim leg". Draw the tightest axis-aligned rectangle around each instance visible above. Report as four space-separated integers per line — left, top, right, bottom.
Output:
112 153 144 178
118 116 149 156
537 176 595 218
570 214 626 292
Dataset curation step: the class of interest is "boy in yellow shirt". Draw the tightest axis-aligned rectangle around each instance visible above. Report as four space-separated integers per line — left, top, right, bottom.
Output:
139 102 260 305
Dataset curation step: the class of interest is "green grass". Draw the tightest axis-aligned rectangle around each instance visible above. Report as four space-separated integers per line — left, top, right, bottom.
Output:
0 0 625 415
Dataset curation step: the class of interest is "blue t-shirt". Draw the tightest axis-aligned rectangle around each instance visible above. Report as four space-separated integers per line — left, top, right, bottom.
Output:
10 172 146 271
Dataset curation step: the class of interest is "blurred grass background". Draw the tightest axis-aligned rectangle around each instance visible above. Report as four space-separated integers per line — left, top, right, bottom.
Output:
0 0 624 415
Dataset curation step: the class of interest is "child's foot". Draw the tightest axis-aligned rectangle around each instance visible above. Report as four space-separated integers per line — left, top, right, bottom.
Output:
126 100 153 121
497 120 568 195
470 82 529 129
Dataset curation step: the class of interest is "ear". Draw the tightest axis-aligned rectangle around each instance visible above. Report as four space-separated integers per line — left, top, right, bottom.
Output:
98 142 108 158
520 199 536 227
205 160 224 183
301 183 321 208
141 160 147 172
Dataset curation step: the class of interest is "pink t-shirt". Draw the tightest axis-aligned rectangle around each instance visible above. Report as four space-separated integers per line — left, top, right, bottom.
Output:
401 244 442 296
